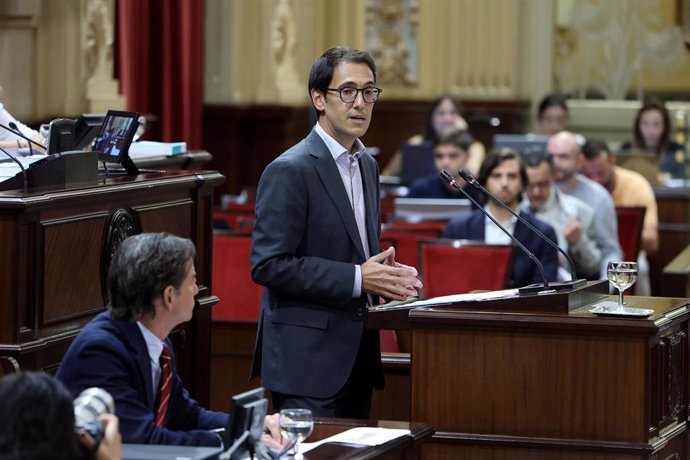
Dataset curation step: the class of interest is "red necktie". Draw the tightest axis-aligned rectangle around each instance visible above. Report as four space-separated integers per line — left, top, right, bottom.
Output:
155 345 172 427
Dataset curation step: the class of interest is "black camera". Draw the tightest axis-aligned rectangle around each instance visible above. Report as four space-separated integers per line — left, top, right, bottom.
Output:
73 388 115 447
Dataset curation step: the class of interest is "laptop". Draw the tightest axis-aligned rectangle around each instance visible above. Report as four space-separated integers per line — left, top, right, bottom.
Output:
400 141 435 184
394 197 472 223
493 133 549 156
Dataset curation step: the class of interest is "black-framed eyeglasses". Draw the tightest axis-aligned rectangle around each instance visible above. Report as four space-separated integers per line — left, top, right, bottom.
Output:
326 86 382 104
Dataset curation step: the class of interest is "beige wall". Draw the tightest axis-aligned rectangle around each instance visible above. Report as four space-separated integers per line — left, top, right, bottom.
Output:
2 0 690 135
204 0 555 105
0 0 121 122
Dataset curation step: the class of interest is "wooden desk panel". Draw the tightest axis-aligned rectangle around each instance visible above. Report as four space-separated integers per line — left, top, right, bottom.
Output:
308 418 433 460
0 170 223 406
408 296 689 459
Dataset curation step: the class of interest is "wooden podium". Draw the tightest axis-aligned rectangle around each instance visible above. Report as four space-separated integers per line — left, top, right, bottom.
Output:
0 170 224 406
370 284 690 459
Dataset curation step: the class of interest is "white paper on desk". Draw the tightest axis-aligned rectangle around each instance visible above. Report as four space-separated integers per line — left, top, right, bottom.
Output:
400 288 519 309
299 427 411 453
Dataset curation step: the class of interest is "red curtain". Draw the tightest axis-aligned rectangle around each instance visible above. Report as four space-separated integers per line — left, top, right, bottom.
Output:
116 0 204 148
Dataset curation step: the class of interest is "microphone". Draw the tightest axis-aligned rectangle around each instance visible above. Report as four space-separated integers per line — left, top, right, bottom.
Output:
0 146 27 192
456 169 586 291
440 170 553 294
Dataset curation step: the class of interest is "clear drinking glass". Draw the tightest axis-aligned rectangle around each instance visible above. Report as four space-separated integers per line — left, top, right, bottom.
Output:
606 261 638 310
279 408 313 460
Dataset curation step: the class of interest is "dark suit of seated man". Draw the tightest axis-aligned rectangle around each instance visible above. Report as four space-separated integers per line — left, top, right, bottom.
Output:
442 148 559 288
58 233 284 449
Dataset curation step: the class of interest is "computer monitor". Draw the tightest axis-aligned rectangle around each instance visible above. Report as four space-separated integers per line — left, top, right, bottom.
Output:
73 113 105 150
492 133 549 156
394 197 473 223
400 141 436 184
223 387 267 450
92 110 140 175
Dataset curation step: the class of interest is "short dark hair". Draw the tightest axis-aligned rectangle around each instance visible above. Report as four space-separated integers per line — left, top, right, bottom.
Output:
537 93 569 119
424 94 465 142
633 98 671 154
434 127 473 152
478 147 528 190
523 149 554 171
107 232 196 321
581 137 611 160
308 47 377 117
0 372 85 460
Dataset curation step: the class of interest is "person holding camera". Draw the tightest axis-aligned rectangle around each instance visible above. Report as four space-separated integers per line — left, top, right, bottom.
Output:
0 371 121 460
57 233 284 448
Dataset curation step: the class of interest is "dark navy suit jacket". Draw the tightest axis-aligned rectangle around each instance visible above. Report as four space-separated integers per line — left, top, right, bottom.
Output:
250 128 384 399
407 173 483 205
57 311 227 446
442 209 559 287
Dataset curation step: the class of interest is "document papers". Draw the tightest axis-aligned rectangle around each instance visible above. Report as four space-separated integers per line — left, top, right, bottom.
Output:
370 288 519 312
299 427 411 454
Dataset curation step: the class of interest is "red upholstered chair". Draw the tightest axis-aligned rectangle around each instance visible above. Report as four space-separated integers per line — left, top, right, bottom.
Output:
419 238 515 298
615 206 646 261
380 222 446 268
212 233 264 321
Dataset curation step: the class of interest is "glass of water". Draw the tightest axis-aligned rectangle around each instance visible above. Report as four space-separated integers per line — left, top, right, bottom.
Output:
607 261 638 310
279 408 313 459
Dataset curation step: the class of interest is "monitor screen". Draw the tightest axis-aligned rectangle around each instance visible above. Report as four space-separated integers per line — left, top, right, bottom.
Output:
394 197 473 223
92 110 139 161
73 113 105 150
400 141 435 184
224 387 266 448
492 133 549 156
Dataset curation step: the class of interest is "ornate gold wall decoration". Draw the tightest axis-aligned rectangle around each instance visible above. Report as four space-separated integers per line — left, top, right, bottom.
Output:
366 0 419 86
271 0 302 103
84 0 110 81
555 0 685 100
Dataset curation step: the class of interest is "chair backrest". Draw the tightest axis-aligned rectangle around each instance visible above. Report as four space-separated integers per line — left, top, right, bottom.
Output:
419 238 515 298
0 355 20 377
380 222 446 267
212 234 264 321
615 206 646 261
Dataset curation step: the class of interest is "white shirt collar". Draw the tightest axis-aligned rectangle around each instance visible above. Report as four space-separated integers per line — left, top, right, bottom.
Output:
136 321 165 364
314 122 366 162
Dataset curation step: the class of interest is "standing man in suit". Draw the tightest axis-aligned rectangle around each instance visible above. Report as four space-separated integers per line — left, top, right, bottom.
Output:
442 148 559 287
58 233 283 448
250 47 421 418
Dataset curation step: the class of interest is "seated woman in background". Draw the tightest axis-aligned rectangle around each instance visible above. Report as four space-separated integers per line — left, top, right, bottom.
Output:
535 93 569 135
381 94 485 177
621 99 685 179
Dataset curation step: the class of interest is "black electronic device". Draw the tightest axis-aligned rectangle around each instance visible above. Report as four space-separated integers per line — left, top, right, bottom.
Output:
92 110 140 175
0 150 98 192
223 387 264 447
73 113 106 150
221 387 268 460
400 141 435 184
47 118 76 155
493 133 549 156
